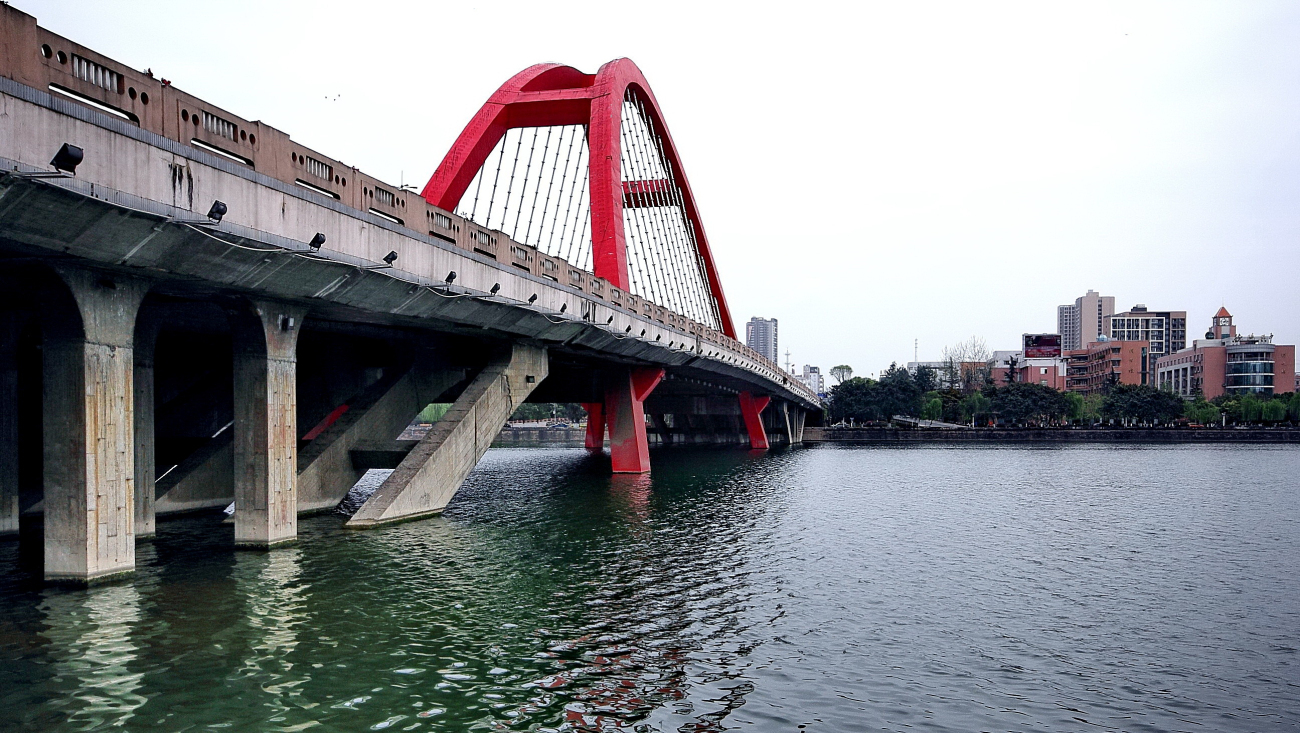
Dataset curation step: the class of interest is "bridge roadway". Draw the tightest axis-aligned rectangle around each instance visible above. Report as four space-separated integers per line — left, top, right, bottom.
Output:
0 6 818 584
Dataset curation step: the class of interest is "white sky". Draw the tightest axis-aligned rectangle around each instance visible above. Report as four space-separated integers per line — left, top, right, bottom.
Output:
19 1 1300 377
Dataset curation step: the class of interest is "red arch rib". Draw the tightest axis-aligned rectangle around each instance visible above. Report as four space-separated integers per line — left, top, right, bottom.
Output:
422 59 735 338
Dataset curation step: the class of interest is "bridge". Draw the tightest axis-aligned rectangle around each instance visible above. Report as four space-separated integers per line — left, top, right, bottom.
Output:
0 6 819 585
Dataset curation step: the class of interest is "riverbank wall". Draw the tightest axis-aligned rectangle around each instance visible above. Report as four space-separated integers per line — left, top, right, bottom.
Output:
804 426 1300 444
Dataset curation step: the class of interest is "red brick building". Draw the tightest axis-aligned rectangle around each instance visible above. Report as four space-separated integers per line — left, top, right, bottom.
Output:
1067 339 1150 395
1154 308 1296 398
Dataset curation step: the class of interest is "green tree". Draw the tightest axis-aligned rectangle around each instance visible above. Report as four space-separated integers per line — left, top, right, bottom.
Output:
830 365 854 385
1082 393 1103 424
878 363 924 419
960 392 992 425
1243 393 1264 423
1262 399 1287 423
1101 384 1185 424
914 365 939 393
1063 391 1084 423
827 377 880 423
989 383 1069 425
1183 397 1219 425
921 395 943 420
1290 393 1300 422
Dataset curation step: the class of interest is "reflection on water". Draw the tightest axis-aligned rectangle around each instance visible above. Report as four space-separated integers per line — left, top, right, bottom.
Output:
0 444 1297 731
233 549 311 728
39 585 147 729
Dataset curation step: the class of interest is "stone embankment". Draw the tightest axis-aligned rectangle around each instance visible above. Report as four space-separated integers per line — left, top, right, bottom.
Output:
805 426 1300 444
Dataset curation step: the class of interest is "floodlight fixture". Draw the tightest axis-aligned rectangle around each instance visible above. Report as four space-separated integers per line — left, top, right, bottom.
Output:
206 200 228 223
528 294 538 304
559 303 567 313
489 283 501 295
445 270 457 284
382 251 398 266
50 143 83 174
308 233 326 251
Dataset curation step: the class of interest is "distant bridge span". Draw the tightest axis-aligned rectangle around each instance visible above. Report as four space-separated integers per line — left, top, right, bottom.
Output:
0 5 818 584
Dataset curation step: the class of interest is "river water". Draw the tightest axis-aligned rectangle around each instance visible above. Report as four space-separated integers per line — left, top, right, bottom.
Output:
1 444 1297 732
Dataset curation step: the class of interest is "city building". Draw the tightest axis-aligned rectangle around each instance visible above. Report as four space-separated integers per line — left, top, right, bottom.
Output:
1069 338 1151 395
1108 306 1187 379
745 317 778 363
1057 290 1115 350
798 365 824 394
907 360 989 390
990 351 1068 390
1154 307 1296 398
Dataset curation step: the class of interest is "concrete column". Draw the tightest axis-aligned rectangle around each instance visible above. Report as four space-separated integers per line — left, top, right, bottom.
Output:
0 312 22 537
738 391 772 450
606 367 664 474
229 300 306 549
42 268 149 585
132 309 161 540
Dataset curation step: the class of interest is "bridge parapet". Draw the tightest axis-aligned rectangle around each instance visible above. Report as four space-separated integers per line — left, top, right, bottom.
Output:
0 4 816 407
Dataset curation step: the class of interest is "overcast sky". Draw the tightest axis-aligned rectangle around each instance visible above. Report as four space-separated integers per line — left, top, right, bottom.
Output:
20 1 1300 377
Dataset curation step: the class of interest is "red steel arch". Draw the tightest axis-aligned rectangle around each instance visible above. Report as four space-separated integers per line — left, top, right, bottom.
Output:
422 59 736 338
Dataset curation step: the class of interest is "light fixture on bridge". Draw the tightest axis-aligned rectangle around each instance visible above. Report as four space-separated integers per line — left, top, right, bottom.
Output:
445 270 456 284
640 329 646 336
559 303 567 313
308 232 326 251
606 315 614 324
656 334 661 341
50 143 84 174
625 325 632 334
382 250 399 266
528 294 538 304
206 200 228 223
489 283 500 295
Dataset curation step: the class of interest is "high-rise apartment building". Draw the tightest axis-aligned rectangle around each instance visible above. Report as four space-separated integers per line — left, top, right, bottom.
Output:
1057 290 1115 350
745 317 778 363
1108 304 1186 369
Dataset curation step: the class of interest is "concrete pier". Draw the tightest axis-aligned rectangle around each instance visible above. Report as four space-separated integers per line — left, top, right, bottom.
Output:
41 267 149 584
230 300 306 549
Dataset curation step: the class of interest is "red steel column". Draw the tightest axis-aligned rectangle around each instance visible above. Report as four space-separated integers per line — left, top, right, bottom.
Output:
739 392 772 450
582 402 605 450
604 367 664 473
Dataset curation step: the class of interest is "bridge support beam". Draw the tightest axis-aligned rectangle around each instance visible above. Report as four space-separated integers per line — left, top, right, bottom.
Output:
583 402 605 449
739 391 771 450
606 367 664 473
347 343 548 528
297 357 465 514
42 268 149 585
229 300 306 549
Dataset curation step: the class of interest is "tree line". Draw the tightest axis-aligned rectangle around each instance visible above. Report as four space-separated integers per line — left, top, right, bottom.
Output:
827 363 1300 427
